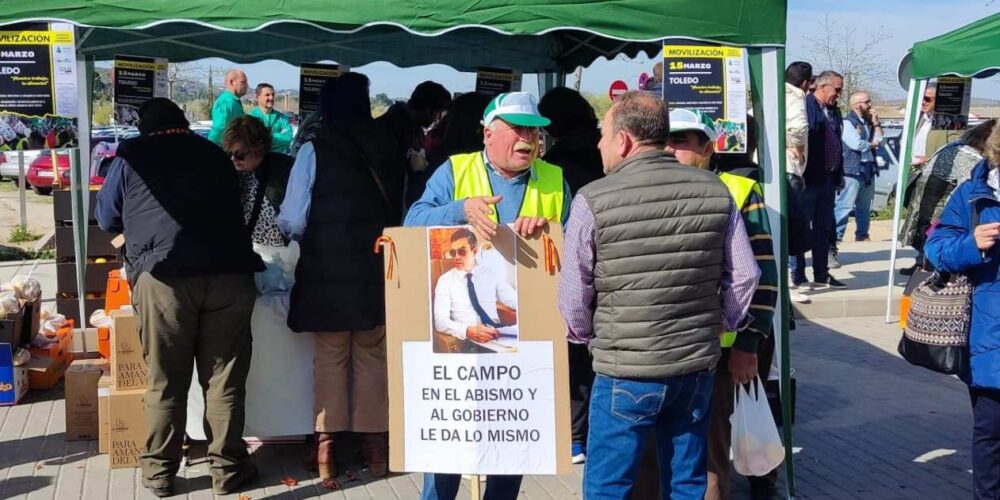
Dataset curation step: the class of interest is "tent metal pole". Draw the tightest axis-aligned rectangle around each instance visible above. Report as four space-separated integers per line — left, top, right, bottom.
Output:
884 79 924 322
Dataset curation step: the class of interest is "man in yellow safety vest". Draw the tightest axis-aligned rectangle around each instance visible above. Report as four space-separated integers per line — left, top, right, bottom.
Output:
404 91 570 500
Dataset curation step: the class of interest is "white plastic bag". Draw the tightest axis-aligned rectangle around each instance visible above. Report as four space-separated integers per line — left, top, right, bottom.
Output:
730 376 784 476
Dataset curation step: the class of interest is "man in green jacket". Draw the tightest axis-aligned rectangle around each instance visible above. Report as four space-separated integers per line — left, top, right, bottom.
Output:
208 69 248 146
249 83 293 154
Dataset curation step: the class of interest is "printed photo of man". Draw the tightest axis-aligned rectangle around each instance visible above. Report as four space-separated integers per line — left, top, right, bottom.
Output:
431 227 518 353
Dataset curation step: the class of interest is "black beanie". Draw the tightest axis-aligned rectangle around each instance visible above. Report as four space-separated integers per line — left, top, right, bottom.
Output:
137 98 190 136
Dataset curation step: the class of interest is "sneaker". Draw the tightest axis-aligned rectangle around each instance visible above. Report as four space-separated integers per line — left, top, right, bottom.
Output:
790 278 813 291
813 276 848 289
572 442 586 464
789 290 811 304
828 251 841 269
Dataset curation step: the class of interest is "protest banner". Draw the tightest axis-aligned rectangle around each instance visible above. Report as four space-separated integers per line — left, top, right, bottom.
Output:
113 55 167 127
933 76 972 130
0 22 78 150
298 63 348 117
382 225 571 476
475 67 523 97
662 40 748 153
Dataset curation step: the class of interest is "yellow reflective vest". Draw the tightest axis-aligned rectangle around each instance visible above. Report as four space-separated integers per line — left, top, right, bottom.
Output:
450 152 565 223
717 171 762 348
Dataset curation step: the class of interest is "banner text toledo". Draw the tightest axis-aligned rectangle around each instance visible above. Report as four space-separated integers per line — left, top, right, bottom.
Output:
114 55 168 127
0 23 78 151
298 63 348 117
662 41 748 153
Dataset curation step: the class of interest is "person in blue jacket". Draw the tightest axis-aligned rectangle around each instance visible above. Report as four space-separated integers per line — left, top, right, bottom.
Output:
925 133 1000 500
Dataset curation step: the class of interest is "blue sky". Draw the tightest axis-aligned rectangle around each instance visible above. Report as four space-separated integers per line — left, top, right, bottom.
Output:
200 0 1000 100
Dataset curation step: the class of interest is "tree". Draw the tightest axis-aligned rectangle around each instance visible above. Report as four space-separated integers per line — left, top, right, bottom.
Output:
805 14 893 105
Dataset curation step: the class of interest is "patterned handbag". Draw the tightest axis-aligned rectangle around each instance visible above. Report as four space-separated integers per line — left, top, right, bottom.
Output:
897 200 980 375
898 271 971 374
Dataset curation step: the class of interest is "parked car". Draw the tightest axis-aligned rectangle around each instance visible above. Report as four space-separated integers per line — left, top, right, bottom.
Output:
0 150 42 181
870 126 903 214
25 151 105 195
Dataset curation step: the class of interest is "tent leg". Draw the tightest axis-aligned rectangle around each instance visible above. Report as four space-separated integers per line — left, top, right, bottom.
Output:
885 79 925 323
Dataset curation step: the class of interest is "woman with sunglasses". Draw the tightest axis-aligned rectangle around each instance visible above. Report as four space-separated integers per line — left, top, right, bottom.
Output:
222 116 293 250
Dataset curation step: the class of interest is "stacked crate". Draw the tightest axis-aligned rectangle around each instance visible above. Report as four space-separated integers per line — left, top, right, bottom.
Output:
54 189 118 325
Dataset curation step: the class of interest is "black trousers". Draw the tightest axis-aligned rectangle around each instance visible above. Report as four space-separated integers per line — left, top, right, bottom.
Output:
568 342 595 444
971 387 1000 499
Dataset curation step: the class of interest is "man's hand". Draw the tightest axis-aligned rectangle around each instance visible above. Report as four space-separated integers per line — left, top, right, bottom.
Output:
513 216 549 237
912 155 928 168
974 223 1000 251
466 324 499 343
871 109 880 127
464 196 502 239
788 148 803 164
729 349 758 385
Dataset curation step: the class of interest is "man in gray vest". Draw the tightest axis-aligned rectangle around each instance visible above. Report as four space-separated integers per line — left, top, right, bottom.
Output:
557 91 759 499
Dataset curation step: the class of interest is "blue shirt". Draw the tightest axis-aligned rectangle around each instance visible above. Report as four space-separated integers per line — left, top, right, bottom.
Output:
96 157 130 233
403 151 571 227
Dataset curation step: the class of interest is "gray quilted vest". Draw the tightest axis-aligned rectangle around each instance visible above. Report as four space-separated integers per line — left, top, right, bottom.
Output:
578 151 732 379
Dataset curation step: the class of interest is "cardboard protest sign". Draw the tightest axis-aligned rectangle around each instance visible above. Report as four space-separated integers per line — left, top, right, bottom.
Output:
383 225 571 475
113 55 167 127
933 76 972 130
662 40 748 153
476 67 523 97
0 23 78 150
298 63 348 117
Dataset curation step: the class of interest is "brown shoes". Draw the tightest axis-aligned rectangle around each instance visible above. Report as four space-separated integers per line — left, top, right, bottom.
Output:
360 432 389 478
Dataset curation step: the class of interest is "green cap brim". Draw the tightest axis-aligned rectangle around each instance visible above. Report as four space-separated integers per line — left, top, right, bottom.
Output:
498 113 551 127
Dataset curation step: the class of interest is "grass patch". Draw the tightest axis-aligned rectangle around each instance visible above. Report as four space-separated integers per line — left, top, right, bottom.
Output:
9 225 41 243
872 196 906 221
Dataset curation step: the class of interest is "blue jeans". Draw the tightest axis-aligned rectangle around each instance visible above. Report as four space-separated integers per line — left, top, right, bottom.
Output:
793 181 835 283
420 473 522 500
584 371 715 500
834 174 875 241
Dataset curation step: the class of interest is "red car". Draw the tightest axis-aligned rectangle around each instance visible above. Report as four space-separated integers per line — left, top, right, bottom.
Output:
26 152 104 195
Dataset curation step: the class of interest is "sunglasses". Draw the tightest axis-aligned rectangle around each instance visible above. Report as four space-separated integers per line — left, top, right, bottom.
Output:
228 149 250 161
923 96 935 103
448 246 471 258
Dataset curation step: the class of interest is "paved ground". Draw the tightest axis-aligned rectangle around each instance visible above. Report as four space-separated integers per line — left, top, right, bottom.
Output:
0 315 975 499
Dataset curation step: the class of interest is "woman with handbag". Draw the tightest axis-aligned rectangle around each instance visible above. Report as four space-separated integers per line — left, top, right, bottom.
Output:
925 123 1000 500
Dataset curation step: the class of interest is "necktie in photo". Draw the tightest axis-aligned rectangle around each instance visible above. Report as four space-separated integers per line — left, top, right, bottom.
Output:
466 273 500 327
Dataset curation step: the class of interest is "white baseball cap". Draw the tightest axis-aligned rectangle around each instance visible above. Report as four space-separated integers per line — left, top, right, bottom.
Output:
669 108 718 143
482 92 551 127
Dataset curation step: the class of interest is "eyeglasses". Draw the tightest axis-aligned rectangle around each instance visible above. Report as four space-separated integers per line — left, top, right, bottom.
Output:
448 246 471 258
228 149 249 161
861 100 872 105
923 96 935 103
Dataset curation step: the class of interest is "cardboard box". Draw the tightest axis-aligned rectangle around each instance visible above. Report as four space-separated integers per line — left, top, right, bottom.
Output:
98 372 112 453
65 359 107 441
108 389 146 468
27 330 73 390
110 310 146 391
0 343 29 406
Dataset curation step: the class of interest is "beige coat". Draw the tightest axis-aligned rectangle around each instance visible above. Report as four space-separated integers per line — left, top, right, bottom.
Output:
785 83 808 177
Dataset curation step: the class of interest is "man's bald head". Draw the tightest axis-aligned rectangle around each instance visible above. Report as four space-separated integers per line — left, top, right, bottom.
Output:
225 69 249 97
849 92 870 106
849 91 873 118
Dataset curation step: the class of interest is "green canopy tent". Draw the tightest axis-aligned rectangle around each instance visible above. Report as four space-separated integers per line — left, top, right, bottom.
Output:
0 1 796 494
885 12 1000 321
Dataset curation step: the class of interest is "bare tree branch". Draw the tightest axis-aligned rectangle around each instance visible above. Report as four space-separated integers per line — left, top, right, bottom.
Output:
805 14 894 104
